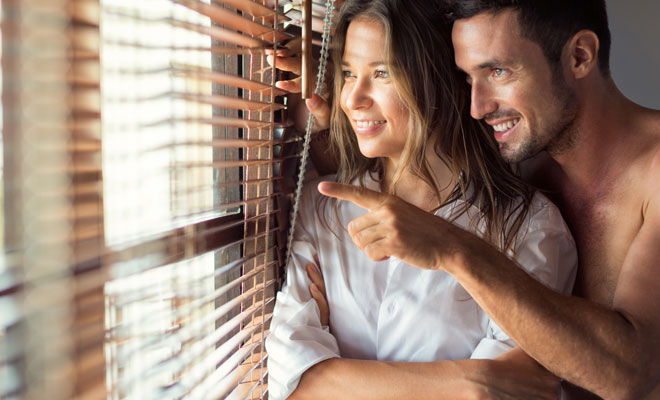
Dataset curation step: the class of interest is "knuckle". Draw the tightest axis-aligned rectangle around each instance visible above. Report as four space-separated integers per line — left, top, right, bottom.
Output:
352 231 365 247
381 203 396 214
365 245 383 261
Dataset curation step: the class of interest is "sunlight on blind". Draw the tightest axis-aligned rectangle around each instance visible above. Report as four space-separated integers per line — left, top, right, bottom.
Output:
100 0 293 398
105 252 216 399
0 1 78 398
102 0 215 246
1 0 307 398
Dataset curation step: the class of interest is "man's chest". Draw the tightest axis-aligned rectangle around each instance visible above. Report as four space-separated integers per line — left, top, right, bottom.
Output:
559 189 644 305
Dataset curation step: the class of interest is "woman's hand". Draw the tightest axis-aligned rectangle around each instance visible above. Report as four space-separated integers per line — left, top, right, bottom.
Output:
265 38 331 132
306 257 329 326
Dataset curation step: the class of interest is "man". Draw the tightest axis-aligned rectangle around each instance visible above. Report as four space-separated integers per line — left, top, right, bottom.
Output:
313 0 660 398
447 2 660 397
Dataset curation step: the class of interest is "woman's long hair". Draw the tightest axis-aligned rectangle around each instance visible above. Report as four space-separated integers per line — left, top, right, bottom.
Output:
324 0 534 251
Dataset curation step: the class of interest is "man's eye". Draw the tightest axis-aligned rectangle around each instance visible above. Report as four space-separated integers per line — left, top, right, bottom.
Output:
493 68 506 77
375 70 389 79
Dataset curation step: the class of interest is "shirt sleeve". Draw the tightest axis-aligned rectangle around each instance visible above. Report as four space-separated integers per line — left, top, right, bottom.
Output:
470 193 578 360
265 184 340 400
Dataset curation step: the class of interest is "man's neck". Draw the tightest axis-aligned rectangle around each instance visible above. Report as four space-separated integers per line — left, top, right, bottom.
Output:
549 79 641 196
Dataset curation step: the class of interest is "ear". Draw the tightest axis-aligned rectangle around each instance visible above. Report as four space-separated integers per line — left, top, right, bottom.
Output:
564 30 600 79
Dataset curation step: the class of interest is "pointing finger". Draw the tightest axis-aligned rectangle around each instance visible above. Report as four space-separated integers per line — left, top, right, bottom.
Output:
317 182 386 211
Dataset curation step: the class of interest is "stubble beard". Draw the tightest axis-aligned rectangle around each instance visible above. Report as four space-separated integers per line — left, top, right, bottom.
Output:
500 73 579 163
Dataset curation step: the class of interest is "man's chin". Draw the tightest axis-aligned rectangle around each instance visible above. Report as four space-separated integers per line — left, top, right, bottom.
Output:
498 143 532 164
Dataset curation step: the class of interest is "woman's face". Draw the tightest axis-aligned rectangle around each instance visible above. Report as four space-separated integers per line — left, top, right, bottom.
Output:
340 18 409 166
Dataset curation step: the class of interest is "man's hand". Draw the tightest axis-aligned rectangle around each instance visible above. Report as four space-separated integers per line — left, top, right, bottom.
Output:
318 181 469 270
467 348 562 399
306 256 329 326
265 38 331 132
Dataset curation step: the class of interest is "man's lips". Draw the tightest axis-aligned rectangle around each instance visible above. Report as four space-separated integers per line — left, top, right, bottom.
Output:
488 117 521 141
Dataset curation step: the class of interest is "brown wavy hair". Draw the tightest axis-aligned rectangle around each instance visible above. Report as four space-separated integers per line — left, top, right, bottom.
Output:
324 0 534 251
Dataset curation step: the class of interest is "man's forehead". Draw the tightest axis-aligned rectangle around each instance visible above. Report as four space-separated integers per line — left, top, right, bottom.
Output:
452 10 528 68
452 9 522 42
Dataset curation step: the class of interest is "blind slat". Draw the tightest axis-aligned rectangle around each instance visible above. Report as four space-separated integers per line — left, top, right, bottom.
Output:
193 325 271 399
173 0 293 42
155 137 300 151
215 361 260 400
144 116 291 130
218 351 268 400
172 19 272 48
217 0 290 20
173 65 286 95
177 92 285 111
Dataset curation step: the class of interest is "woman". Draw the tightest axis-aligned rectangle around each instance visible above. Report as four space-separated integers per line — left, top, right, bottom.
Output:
265 0 577 398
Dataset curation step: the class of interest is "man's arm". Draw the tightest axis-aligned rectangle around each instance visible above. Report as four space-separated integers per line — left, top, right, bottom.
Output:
449 232 659 399
317 180 660 399
450 162 660 399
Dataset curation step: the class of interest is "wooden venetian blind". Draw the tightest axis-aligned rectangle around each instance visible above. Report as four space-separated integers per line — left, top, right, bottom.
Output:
101 0 306 399
1 0 105 398
1 0 325 399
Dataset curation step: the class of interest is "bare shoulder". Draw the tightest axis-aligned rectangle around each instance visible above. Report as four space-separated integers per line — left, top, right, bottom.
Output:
614 109 660 309
643 109 660 206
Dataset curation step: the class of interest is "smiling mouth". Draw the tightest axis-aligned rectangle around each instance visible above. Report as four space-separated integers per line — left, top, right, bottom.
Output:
353 119 387 134
491 118 520 133
355 119 386 128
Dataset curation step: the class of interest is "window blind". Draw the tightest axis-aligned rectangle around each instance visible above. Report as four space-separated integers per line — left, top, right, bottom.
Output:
101 1 305 399
1 0 105 398
1 0 326 399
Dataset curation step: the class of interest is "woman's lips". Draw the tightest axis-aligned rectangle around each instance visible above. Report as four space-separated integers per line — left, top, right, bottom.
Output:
353 119 386 135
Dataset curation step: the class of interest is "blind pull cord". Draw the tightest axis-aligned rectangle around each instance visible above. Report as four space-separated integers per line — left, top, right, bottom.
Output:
285 0 337 266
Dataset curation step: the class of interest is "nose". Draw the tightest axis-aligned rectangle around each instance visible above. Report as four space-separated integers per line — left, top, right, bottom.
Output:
470 81 497 120
344 76 373 111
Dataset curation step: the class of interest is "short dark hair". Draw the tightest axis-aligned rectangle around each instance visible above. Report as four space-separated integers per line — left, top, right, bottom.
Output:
445 0 611 75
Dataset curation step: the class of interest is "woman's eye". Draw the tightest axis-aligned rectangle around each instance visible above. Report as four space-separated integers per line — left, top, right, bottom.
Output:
376 70 389 79
342 70 355 79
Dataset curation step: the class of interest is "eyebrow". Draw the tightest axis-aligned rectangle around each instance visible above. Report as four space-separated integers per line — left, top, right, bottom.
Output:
341 60 386 67
476 60 505 69
457 59 511 73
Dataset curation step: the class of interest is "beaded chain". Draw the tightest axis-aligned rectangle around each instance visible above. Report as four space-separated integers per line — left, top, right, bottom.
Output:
285 0 337 265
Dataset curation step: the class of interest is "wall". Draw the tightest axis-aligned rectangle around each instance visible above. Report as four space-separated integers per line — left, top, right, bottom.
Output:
607 0 660 109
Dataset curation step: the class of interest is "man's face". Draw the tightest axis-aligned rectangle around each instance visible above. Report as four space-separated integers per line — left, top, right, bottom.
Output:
452 10 578 163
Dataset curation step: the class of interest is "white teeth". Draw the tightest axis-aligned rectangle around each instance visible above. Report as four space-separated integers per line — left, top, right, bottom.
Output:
355 120 386 128
493 118 520 132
